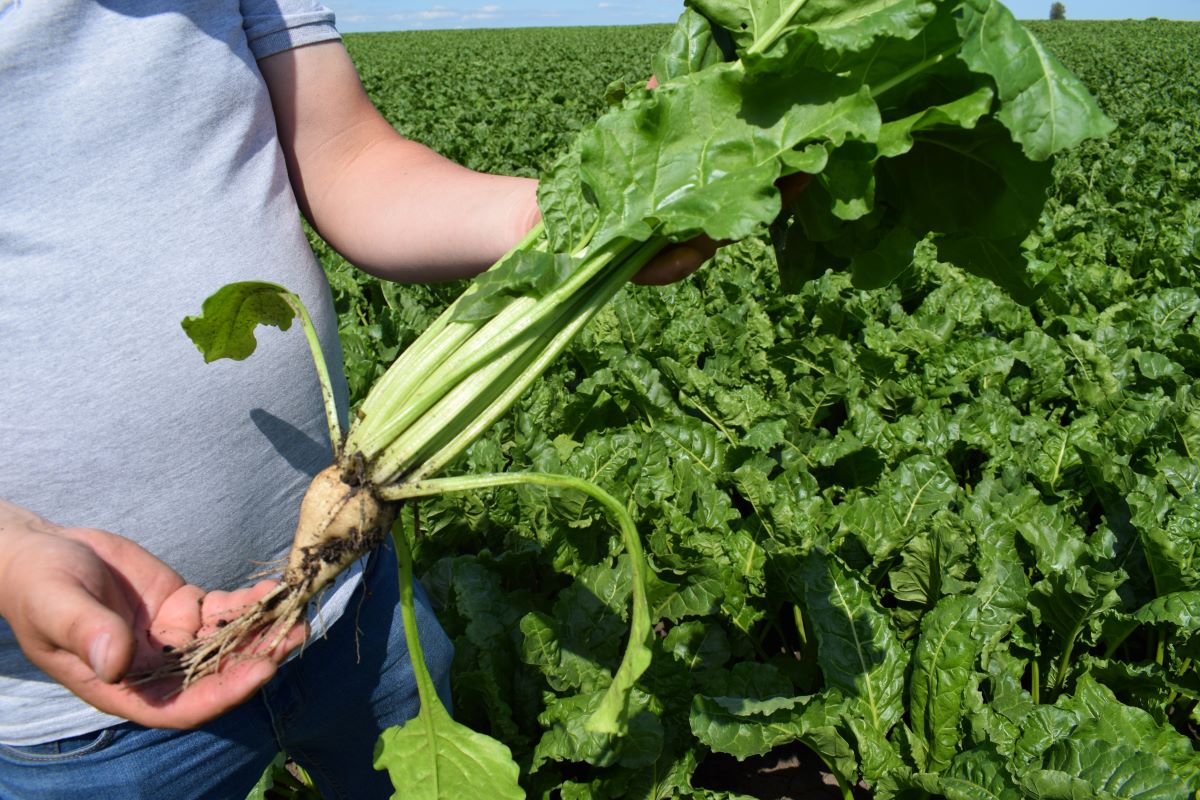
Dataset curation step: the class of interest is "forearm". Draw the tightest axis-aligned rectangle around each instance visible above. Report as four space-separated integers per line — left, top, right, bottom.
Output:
304 138 538 282
260 42 539 283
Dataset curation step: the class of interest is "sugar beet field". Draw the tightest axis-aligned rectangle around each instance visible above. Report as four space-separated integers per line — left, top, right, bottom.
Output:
284 19 1200 800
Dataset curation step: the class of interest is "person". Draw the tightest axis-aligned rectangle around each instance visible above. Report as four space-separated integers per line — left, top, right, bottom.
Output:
0 2 708 798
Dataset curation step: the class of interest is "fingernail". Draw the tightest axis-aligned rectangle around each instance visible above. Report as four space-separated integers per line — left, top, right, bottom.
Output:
89 633 111 681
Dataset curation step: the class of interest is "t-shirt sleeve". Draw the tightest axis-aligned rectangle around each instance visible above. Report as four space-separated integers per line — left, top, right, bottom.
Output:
241 0 341 60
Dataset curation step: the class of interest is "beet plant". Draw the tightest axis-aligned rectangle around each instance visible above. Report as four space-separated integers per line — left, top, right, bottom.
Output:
171 0 1113 794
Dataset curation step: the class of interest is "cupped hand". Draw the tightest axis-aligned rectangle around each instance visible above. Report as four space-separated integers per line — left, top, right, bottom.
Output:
0 513 305 729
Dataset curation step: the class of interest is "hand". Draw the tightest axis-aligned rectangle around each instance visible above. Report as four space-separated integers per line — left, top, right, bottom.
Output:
0 504 305 729
632 234 721 286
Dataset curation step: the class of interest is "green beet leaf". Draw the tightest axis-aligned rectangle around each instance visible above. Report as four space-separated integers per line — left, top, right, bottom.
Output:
570 60 877 248
373 698 523 800
1040 740 1191 800
651 7 729 82
876 86 995 159
376 531 525 800
180 281 298 362
532 688 664 770
1007 677 1200 796
910 595 983 773
882 121 1055 241
684 0 811 51
1131 590 1200 632
689 694 808 759
903 745 1023 800
797 550 906 737
453 251 577 323
956 0 1116 161
690 0 937 55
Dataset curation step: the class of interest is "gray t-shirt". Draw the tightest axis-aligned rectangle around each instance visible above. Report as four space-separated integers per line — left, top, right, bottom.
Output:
0 1 365 744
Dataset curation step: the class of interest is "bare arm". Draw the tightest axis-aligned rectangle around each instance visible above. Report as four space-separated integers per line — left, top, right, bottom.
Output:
257 40 719 285
258 40 539 283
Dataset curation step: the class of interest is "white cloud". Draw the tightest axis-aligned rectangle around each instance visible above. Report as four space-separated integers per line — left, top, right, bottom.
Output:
417 8 458 19
386 4 503 23
464 5 500 19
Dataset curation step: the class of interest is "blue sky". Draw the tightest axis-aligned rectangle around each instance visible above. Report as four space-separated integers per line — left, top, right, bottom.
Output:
333 0 1200 32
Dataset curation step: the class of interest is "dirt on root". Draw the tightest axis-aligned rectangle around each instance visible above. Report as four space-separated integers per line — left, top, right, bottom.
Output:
692 743 872 800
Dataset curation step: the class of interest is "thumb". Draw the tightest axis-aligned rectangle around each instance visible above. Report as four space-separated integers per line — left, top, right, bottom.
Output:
84 625 135 684
31 579 137 684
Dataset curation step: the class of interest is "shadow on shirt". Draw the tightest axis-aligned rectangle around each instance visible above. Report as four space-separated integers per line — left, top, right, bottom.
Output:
250 408 331 476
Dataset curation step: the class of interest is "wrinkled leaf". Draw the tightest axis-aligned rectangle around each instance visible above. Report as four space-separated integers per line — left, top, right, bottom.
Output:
181 281 298 362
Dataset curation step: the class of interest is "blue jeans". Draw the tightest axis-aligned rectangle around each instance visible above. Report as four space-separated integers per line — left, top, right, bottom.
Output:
0 542 453 800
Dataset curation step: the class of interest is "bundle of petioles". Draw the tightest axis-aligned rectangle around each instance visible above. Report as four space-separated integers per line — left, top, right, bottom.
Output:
166 0 1112 737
